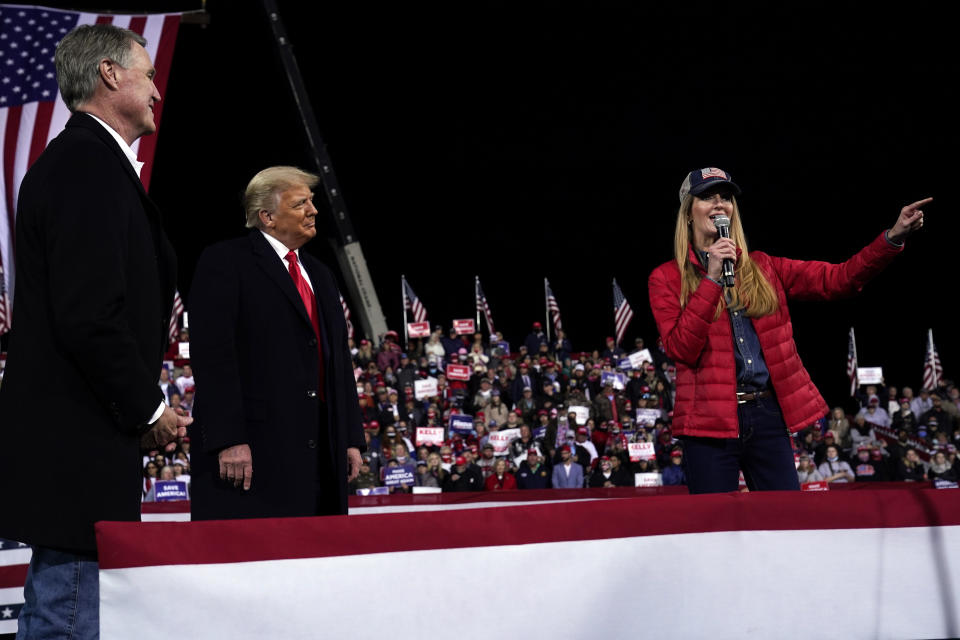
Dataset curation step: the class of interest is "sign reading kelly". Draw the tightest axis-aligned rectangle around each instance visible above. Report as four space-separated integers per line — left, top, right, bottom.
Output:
416 427 445 447
628 442 655 462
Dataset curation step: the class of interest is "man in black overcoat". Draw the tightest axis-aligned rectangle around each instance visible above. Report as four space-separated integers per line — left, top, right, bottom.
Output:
0 24 187 638
189 166 365 520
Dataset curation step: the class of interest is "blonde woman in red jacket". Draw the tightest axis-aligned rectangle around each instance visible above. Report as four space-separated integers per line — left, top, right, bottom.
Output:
648 167 929 494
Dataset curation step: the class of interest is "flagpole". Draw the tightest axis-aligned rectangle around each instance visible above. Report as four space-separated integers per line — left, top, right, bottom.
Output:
401 276 408 348
544 278 551 343
475 276 481 330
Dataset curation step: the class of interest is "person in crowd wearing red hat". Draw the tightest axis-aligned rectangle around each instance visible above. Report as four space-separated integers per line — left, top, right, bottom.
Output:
661 448 687 486
852 445 886 482
485 458 518 491
649 166 929 493
355 339 376 370
524 321 549 356
573 425 598 465
443 454 484 491
516 449 551 489
551 445 585 488
818 445 855 483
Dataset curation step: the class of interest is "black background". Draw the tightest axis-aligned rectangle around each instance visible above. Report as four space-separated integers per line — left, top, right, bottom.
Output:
41 1 957 409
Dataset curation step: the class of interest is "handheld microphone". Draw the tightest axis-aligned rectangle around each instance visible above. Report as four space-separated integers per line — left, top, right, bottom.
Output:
713 215 736 287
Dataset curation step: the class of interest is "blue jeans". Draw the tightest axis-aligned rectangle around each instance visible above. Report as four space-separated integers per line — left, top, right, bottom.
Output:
16 547 99 640
681 394 801 494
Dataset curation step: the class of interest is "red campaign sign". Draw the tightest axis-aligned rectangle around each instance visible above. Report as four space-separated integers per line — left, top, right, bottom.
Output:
416 427 445 447
407 322 430 338
446 364 471 381
802 481 830 492
453 319 475 335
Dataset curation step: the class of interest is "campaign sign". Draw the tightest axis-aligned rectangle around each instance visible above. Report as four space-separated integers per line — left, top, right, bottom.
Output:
934 479 959 490
532 425 546 440
414 377 439 400
634 472 662 487
636 408 662 427
496 341 511 355
453 319 475 335
446 364 471 381
154 480 188 502
488 428 521 455
355 486 389 496
857 367 883 385
628 442 656 462
801 481 830 492
449 414 474 435
600 371 626 390
383 464 416 488
629 349 653 370
177 342 190 359
569 406 590 426
416 427 445 447
407 322 430 338
618 358 633 371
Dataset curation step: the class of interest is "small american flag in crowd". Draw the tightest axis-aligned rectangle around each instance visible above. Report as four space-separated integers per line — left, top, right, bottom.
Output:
0 5 182 336
475 276 495 334
545 278 562 334
402 276 427 323
0 537 30 635
846 327 858 397
612 278 633 346
923 328 942 391
340 292 353 340
168 289 184 343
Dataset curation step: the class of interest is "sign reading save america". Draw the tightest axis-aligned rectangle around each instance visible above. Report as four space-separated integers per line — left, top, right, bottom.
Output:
446 364 471 381
407 322 430 338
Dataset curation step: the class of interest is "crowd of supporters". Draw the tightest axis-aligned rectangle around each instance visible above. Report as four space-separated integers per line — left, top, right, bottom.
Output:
131 322 960 498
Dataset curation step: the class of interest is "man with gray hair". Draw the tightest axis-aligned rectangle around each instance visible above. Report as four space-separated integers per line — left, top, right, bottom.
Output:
188 166 365 521
0 23 188 639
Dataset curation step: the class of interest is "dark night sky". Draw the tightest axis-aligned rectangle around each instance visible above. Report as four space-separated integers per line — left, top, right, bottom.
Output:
41 1 957 408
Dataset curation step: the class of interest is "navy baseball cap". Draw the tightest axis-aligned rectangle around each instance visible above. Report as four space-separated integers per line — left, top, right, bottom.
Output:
679 167 741 203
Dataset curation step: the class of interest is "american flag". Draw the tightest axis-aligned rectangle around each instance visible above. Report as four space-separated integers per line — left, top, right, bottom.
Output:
167 289 183 343
922 328 942 392
545 278 562 334
0 537 30 635
340 291 354 340
846 326 858 397
612 278 633 346
0 5 182 335
475 276 495 334
402 276 427 323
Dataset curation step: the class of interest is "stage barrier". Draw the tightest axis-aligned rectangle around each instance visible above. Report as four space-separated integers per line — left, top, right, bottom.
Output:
100 486 959 640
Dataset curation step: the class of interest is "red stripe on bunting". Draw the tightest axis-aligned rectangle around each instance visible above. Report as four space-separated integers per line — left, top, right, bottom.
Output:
137 14 180 192
98 487 960 570
0 563 28 589
27 101 55 166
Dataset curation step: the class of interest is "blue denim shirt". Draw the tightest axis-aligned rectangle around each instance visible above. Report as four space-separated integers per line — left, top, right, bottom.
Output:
698 250 770 390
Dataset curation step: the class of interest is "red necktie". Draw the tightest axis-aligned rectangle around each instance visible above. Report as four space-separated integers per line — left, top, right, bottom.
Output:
286 251 325 400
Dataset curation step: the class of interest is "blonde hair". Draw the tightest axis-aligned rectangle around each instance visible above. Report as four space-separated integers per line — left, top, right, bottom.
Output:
673 194 778 319
244 166 320 229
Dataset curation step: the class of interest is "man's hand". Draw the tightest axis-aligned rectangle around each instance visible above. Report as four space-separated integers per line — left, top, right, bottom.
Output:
347 447 362 481
140 406 192 452
887 197 932 244
219 443 253 490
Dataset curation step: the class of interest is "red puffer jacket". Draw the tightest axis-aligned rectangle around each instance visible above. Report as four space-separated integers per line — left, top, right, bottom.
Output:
648 232 902 438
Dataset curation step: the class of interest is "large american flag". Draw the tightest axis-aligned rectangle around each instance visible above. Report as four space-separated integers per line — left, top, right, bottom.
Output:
0 538 30 635
168 289 183 343
401 276 427 323
0 5 182 335
545 277 562 334
612 278 633 346
475 276 495 335
923 328 942 392
846 326 858 397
